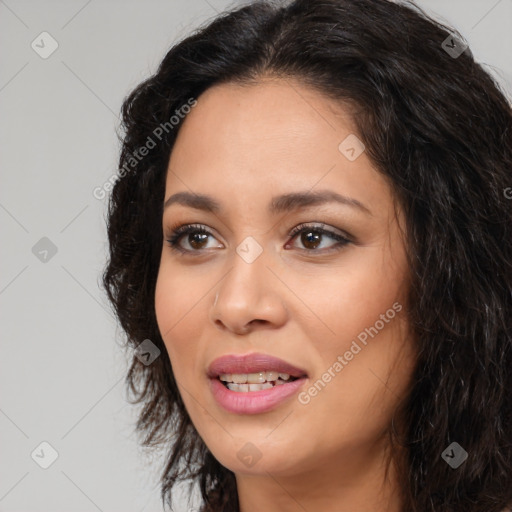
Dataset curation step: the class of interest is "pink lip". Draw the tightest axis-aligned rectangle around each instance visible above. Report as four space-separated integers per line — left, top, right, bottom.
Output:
207 352 308 378
207 353 308 415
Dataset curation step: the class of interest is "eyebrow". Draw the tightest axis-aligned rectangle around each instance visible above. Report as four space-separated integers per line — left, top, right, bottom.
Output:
163 190 371 215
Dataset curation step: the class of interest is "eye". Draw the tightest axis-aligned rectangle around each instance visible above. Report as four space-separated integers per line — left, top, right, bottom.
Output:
165 222 351 255
165 223 223 254
286 223 351 252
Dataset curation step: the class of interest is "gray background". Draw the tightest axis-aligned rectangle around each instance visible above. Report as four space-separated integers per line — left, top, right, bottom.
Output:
1 1 511 511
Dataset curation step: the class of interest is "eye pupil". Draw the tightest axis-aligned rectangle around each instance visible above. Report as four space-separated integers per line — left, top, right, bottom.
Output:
301 231 321 249
189 232 208 249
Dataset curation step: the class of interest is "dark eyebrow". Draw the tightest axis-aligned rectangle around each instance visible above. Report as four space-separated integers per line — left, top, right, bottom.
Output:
164 191 221 212
163 190 371 215
269 190 371 215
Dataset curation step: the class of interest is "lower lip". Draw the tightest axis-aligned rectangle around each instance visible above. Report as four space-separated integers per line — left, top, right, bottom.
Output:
209 377 307 414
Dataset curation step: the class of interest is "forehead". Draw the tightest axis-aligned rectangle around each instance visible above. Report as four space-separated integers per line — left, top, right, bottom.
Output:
172 78 355 154
164 79 392 218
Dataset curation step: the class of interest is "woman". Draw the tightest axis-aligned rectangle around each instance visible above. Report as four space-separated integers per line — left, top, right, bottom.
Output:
102 0 512 510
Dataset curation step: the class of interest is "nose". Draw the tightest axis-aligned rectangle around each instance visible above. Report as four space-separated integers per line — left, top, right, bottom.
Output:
209 252 289 335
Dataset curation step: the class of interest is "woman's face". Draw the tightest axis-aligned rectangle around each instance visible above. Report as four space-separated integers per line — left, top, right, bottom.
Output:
155 78 415 479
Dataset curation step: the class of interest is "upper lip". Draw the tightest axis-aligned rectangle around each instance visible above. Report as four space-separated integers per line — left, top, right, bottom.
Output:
207 352 308 379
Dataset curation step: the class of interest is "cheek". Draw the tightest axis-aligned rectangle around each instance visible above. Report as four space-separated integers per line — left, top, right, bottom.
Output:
298 244 412 419
301 246 407 347
154 264 176 343
154 262 200 369
154 255 205 333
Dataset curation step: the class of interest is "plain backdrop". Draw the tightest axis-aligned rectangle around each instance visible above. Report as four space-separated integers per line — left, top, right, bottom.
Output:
1 0 511 511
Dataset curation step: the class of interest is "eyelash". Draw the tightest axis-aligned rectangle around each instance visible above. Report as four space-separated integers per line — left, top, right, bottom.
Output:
165 222 351 255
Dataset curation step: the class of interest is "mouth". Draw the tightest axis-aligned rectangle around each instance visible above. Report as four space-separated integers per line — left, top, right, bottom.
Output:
207 352 308 414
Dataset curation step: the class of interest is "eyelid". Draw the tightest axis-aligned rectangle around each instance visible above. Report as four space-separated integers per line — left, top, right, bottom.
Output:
288 222 352 243
165 222 223 255
286 222 352 253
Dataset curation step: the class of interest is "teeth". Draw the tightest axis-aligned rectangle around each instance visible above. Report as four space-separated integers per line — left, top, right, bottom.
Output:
247 372 266 384
219 371 292 383
226 382 273 392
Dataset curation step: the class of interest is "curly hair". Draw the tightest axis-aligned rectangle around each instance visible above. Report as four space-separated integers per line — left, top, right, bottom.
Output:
101 0 512 510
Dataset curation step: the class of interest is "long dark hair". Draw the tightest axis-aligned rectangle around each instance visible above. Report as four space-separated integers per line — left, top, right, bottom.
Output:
102 1 512 510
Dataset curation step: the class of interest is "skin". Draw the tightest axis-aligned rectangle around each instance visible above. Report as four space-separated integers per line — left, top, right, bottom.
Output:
154 77 417 512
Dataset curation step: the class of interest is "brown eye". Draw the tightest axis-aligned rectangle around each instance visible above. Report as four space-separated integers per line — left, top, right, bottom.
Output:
299 230 322 250
166 224 222 254
187 232 209 250
288 224 351 252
